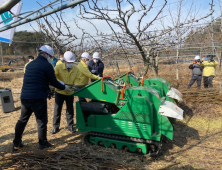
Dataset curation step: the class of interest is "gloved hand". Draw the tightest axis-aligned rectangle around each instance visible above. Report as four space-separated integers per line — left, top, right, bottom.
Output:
59 81 65 85
64 85 72 92
91 70 96 74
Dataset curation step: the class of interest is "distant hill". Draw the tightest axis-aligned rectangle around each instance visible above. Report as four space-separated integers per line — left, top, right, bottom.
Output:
2 31 47 55
185 18 222 48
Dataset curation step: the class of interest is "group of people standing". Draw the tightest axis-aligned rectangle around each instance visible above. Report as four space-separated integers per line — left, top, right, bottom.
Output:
187 55 219 89
12 45 104 151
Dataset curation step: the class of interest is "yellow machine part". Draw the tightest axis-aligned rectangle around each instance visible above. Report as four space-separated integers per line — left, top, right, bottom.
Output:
0 65 12 71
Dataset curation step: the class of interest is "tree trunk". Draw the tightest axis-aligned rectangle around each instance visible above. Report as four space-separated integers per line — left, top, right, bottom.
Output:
154 51 159 76
176 47 179 80
125 54 132 70
142 59 150 76
115 55 120 75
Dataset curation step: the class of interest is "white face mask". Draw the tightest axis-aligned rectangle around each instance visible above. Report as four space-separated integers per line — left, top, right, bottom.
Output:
60 58 64 61
66 63 73 69
30 59 33 62
85 61 89 65
93 59 98 63
47 56 51 63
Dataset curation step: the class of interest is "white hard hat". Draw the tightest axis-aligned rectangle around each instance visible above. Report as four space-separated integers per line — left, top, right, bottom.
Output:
194 55 200 60
47 47 54 57
63 51 75 62
81 52 90 59
39 45 54 57
93 52 100 59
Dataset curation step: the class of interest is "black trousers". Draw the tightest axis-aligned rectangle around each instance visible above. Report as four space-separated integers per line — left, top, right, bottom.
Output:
53 92 74 129
187 75 202 89
13 99 48 146
203 75 215 88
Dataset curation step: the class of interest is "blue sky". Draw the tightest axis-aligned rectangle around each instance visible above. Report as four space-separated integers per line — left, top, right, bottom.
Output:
19 0 215 13
19 0 213 11
14 0 222 37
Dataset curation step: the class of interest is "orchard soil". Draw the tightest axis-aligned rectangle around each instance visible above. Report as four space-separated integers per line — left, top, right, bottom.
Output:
0 63 221 170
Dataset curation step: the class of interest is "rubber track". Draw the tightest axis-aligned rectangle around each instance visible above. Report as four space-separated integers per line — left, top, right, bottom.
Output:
86 132 162 156
87 131 161 146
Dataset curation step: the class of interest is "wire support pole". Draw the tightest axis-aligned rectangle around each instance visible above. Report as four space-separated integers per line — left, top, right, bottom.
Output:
0 42 3 65
210 1 215 55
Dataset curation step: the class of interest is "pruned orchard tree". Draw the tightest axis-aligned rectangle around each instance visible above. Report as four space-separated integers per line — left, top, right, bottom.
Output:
31 11 78 54
78 0 215 76
31 4 104 58
78 0 168 76
160 0 214 84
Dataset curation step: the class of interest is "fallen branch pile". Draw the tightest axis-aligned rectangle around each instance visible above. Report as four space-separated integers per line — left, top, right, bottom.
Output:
182 88 222 104
1 148 131 170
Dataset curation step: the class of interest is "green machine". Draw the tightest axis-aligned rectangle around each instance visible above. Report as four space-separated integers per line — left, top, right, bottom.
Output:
116 71 183 102
73 76 183 156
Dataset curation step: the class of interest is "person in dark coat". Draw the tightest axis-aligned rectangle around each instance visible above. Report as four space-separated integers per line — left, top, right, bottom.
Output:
88 52 104 82
12 45 72 152
187 55 203 89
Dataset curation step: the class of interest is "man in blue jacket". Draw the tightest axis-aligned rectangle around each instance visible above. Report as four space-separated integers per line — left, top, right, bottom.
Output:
12 45 72 151
51 56 58 67
88 52 104 82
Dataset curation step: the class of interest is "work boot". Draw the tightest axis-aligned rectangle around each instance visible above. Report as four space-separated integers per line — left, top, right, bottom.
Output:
51 127 59 134
68 126 76 133
39 141 53 150
12 141 24 152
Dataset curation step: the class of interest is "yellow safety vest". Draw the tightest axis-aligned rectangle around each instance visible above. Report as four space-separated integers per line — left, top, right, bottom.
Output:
76 60 100 85
54 63 80 95
200 61 218 76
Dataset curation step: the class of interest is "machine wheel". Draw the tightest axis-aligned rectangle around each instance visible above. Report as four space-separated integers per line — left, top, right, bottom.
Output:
122 145 129 151
136 148 142 153
84 133 94 146
98 141 104 146
148 143 161 157
150 144 158 153
110 143 116 149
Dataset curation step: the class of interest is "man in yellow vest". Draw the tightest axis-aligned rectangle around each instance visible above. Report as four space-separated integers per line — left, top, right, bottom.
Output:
51 51 79 134
77 52 100 101
56 53 64 66
200 55 218 88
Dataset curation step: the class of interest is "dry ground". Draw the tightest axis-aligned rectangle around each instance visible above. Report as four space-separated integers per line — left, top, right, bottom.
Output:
0 63 222 169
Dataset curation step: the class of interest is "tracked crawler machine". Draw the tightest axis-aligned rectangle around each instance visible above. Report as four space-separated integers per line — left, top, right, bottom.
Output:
73 75 183 156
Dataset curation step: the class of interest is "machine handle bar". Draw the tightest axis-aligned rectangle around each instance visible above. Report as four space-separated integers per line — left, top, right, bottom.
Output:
141 76 148 86
126 70 134 82
101 76 114 92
